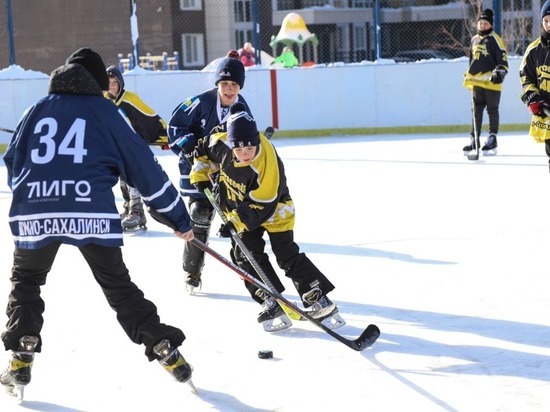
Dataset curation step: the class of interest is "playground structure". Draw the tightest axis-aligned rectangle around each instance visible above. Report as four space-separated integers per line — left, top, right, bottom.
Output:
270 12 318 66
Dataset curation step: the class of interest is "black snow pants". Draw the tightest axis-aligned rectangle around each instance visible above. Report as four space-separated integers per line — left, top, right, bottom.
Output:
232 227 335 304
1 241 184 361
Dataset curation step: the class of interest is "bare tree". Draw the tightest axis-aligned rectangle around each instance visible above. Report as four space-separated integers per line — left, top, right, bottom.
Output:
431 0 486 57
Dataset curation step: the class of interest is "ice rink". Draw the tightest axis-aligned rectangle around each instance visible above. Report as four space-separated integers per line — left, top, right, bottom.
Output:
0 131 549 411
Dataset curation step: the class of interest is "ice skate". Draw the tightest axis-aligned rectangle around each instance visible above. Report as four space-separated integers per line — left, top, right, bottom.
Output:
481 133 498 156
1 335 39 402
122 198 147 231
153 339 195 392
184 272 202 294
257 296 292 332
462 136 480 155
302 288 345 330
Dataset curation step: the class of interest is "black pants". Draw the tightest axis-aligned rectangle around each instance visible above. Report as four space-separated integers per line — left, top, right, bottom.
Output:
471 87 501 137
1 242 184 361
233 227 335 304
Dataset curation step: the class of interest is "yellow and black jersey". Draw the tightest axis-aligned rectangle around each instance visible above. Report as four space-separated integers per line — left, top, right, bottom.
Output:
106 89 167 145
519 37 550 103
190 132 294 234
464 31 508 92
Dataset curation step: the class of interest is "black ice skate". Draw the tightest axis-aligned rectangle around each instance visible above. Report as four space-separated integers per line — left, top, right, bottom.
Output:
481 134 498 156
1 335 39 402
462 136 480 155
184 272 202 294
302 287 345 330
153 339 195 392
257 296 292 332
122 198 147 231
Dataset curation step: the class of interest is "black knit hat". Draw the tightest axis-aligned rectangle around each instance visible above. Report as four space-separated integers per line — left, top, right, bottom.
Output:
479 9 494 26
66 48 109 91
542 0 550 19
226 102 259 148
215 53 245 89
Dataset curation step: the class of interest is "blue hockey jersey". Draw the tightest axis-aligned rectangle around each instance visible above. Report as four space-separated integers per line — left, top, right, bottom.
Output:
4 63 192 249
167 88 252 199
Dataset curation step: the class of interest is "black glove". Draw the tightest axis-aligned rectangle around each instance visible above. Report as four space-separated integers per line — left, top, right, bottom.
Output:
173 133 195 150
194 181 212 193
217 221 235 238
521 90 539 106
520 90 549 117
490 68 506 84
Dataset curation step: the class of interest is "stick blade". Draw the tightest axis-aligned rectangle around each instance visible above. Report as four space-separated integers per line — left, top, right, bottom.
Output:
351 324 381 351
466 149 479 161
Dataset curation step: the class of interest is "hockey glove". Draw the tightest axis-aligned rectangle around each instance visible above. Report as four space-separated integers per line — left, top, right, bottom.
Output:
521 91 549 117
528 100 550 118
217 221 235 238
171 133 196 151
194 181 212 194
490 68 506 84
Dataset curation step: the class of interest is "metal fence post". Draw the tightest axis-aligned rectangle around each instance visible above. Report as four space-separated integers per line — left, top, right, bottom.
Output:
493 0 501 35
252 0 261 65
5 0 16 65
373 0 381 60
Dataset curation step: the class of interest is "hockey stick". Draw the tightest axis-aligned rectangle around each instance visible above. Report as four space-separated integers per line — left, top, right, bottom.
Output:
0 125 167 148
147 208 380 351
467 97 480 161
192 237 380 351
203 187 302 322
1 127 15 134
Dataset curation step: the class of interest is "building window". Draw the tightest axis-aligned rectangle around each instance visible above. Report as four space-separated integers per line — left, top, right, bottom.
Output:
179 0 201 11
234 0 252 23
182 33 205 66
234 0 253 49
335 24 350 62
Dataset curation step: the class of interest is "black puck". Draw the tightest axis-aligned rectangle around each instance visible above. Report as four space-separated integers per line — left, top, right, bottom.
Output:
258 350 273 359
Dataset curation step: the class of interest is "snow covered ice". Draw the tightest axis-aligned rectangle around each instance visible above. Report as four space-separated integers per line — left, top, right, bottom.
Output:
0 131 549 411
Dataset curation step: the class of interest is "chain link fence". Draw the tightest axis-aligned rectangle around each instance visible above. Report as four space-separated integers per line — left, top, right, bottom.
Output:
0 1 542 74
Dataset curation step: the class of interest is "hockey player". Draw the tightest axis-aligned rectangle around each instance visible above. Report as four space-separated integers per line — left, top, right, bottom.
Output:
0 48 195 399
106 65 169 231
463 8 508 156
168 50 252 292
190 102 340 332
520 0 550 171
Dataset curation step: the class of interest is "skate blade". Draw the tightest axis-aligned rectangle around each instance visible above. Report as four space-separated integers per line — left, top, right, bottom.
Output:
5 384 24 402
319 311 346 330
184 280 201 295
482 149 497 156
186 378 198 394
262 314 292 332
122 225 147 232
